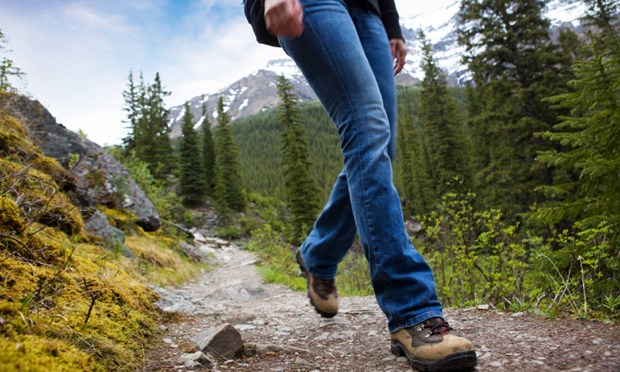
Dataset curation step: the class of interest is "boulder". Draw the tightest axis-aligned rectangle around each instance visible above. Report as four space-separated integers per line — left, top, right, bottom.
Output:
0 94 161 234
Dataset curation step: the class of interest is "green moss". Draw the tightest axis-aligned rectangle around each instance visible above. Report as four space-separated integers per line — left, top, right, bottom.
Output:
0 243 160 370
0 104 163 371
0 159 84 238
0 113 27 156
0 335 102 372
100 206 136 233
0 112 76 191
0 196 22 232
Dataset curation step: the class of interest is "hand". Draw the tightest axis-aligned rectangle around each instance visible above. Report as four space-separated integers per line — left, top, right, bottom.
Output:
264 0 304 38
390 38 407 75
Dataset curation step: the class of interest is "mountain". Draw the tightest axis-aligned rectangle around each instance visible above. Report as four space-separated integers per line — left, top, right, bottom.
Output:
167 59 314 138
168 0 586 138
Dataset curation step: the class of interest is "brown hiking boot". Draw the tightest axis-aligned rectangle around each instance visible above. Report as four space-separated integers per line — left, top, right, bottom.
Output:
391 317 477 371
296 250 338 318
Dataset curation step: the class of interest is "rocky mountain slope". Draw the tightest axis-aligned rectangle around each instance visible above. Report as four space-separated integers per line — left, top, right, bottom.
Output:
167 0 586 138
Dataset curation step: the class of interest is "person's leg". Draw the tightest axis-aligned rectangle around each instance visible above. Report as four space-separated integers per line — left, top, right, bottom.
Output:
299 169 356 280
280 0 442 331
297 2 399 282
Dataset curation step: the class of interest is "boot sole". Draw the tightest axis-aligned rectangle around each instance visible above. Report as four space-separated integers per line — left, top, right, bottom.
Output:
296 251 337 318
391 341 477 371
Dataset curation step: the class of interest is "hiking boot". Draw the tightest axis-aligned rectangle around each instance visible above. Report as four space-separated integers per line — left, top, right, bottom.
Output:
296 250 338 318
391 317 477 371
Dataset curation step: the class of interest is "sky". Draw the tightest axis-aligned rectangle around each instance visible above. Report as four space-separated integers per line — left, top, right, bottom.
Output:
0 0 445 146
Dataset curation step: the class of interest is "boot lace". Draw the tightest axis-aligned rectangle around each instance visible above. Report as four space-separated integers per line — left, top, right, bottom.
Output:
424 318 454 336
314 278 336 294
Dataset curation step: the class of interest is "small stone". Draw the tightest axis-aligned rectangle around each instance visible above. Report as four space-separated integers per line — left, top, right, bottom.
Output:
490 361 503 367
592 339 602 345
194 323 244 359
252 319 268 326
294 357 312 367
163 338 173 344
477 304 490 310
178 351 213 369
511 312 525 317
158 325 168 332
604 351 612 357
316 332 329 341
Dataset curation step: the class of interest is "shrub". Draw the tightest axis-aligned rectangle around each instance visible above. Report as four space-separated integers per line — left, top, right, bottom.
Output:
416 190 528 308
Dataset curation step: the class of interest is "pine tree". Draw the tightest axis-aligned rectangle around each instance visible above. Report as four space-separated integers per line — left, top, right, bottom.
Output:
213 97 246 217
128 72 176 180
146 72 175 179
532 0 620 230
276 75 320 242
179 102 207 206
418 32 469 196
121 70 139 152
457 0 574 216
201 102 216 197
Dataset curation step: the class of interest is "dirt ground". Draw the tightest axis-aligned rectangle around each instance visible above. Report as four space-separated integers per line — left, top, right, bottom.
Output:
143 242 620 372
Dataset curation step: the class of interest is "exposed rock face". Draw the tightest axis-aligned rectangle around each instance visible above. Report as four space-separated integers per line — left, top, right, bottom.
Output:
83 210 132 257
0 94 161 234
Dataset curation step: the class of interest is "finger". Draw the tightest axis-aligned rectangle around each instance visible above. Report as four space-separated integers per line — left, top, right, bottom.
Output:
394 48 406 74
390 40 406 75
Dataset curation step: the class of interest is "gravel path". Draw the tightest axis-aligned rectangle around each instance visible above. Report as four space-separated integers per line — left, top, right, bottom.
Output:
144 239 620 371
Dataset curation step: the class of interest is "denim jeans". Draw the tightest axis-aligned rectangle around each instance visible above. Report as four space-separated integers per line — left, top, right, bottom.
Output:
279 0 443 332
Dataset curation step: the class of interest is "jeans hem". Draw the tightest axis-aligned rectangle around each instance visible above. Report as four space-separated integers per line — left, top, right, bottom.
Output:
388 310 444 333
300 247 337 280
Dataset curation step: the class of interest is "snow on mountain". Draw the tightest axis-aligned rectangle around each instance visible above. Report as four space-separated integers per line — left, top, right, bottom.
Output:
168 0 586 138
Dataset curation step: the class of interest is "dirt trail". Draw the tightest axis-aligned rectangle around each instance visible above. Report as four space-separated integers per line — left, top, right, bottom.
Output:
144 238 620 371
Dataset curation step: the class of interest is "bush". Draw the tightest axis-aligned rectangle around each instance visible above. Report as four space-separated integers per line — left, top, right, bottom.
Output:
531 221 618 320
245 223 305 291
416 190 528 309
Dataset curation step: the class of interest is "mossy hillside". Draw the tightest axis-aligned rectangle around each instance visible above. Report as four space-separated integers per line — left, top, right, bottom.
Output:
0 111 76 192
0 243 158 370
0 111 179 370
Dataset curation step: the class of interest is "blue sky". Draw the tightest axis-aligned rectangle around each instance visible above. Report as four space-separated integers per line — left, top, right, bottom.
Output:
0 0 430 145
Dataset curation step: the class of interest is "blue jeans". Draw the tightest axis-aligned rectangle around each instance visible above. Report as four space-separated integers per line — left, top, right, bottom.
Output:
279 0 443 332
